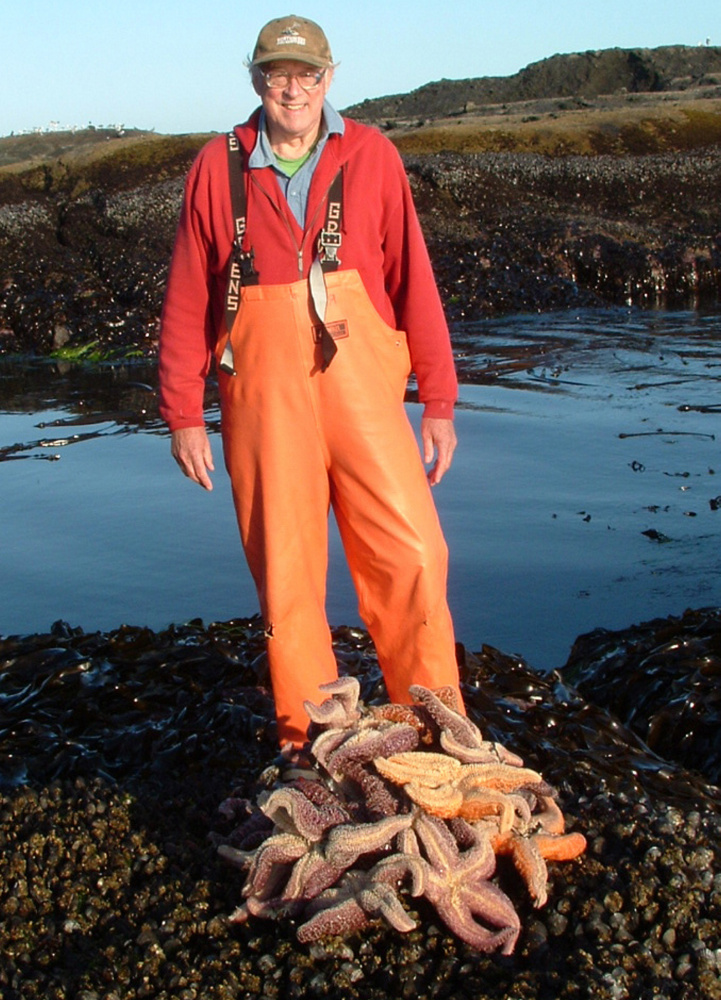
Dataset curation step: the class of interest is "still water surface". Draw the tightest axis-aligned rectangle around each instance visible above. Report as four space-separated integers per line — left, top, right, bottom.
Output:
2 307 720 670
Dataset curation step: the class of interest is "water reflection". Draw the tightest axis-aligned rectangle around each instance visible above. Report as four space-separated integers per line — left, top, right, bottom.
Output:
1 307 720 670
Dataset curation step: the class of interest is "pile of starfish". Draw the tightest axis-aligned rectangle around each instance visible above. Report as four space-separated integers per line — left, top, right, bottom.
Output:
217 678 586 954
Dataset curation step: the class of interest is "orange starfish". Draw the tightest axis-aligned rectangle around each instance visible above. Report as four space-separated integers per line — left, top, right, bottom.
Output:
490 827 587 908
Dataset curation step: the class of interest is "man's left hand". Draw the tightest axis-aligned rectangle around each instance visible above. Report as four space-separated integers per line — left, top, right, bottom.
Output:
421 417 457 486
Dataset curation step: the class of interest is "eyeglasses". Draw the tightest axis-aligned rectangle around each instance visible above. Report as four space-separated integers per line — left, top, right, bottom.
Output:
260 68 326 91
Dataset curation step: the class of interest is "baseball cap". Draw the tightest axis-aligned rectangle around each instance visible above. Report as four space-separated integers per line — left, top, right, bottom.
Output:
250 15 334 69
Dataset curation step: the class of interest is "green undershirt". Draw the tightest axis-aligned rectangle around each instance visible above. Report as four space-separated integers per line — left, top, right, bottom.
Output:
275 148 314 177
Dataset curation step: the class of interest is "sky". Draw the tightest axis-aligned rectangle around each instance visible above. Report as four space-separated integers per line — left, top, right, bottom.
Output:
3 0 720 137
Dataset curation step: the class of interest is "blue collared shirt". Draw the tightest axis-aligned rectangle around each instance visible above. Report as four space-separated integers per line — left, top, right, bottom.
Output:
248 101 345 227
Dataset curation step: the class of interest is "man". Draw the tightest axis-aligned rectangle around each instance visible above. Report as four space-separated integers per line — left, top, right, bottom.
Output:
159 15 463 749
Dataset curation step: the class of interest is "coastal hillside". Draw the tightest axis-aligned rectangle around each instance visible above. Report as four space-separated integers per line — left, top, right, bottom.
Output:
1 45 720 357
345 44 721 122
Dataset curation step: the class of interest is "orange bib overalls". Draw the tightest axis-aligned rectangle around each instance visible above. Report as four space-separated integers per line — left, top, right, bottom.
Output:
216 269 461 747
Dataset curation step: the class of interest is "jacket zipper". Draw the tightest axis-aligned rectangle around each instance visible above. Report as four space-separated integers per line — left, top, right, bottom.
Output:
249 170 340 279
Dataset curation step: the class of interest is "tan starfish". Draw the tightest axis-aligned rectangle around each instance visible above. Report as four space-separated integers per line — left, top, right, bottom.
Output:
376 751 550 827
374 750 461 787
457 762 550 794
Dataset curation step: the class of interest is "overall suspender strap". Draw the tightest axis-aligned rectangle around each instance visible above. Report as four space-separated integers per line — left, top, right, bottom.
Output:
221 130 257 375
310 168 344 370
317 169 343 272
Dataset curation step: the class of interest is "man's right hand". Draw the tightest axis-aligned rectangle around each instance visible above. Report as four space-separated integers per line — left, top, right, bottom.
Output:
171 426 215 491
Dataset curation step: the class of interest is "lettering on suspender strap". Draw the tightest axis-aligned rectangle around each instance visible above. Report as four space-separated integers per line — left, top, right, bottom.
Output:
311 168 344 371
317 169 343 272
220 130 257 375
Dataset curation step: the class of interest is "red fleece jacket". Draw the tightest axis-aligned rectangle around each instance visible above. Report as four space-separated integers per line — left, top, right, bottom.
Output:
158 111 457 429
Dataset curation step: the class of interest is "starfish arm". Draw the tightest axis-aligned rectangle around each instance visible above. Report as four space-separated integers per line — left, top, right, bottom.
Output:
377 722 423 756
217 843 254 870
533 795 566 835
317 676 361 715
343 759 403 818
368 702 430 741
326 728 384 776
446 816 478 848
533 830 587 861
324 813 413 868
281 848 345 902
458 788 515 832
413 813 461 873
493 744 526 768
303 697 352 729
414 814 496 882
241 832 309 898
296 895 370 943
397 825 421 856
372 853 427 898
459 763 551 795
461 825 497 881
304 677 361 730
375 751 461 788
440 729 525 767
224 808 275 851
358 884 417 934
258 785 347 841
409 685 484 747
245 891 305 920
228 902 251 923
405 780 464 818
493 831 549 907
309 728 350 770
427 879 521 954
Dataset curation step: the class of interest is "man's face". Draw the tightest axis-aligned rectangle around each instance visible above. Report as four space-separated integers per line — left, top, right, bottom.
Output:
254 59 333 145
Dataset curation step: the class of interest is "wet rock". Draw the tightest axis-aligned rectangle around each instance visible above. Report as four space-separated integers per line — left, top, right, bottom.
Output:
1 146 720 357
562 607 721 784
0 614 720 996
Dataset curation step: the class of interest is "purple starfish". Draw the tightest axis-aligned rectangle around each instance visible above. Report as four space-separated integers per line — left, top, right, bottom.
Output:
413 813 521 955
410 685 526 767
304 676 361 729
296 854 425 943
258 784 350 842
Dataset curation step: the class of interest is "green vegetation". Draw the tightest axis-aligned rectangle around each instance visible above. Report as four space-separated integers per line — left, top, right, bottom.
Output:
0 130 214 203
49 340 103 362
390 100 721 156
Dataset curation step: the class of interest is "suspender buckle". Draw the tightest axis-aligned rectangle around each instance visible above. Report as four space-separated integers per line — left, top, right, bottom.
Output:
236 245 258 282
318 229 341 267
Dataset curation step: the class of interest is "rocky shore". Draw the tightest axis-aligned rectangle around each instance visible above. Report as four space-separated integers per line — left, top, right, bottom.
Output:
1 111 720 359
1 610 721 999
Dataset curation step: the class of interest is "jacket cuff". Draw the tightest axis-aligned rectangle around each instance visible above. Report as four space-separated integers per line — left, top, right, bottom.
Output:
165 417 206 432
422 399 455 420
